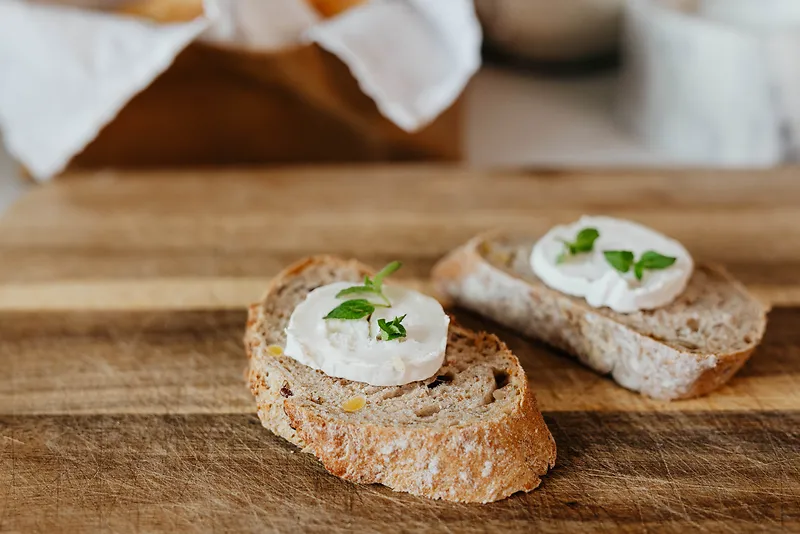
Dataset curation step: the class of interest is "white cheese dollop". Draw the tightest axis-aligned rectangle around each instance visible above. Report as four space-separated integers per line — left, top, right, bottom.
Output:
284 282 450 386
531 216 693 313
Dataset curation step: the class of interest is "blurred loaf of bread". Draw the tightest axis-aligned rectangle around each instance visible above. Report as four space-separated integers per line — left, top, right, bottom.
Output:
119 0 366 21
117 0 204 22
306 0 365 18
36 0 363 22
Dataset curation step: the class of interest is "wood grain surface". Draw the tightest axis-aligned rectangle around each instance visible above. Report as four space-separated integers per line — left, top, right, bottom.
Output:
1 166 799 532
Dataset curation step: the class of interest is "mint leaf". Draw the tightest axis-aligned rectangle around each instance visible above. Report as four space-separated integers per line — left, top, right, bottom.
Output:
324 299 375 320
605 250 677 280
633 250 676 280
637 251 677 270
634 262 644 281
378 314 407 341
557 227 600 263
335 285 380 298
371 261 402 291
573 228 600 252
335 283 390 306
338 261 402 306
604 250 635 273
327 261 403 320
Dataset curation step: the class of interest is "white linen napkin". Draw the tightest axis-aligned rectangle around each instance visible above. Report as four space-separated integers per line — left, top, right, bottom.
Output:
0 0 481 181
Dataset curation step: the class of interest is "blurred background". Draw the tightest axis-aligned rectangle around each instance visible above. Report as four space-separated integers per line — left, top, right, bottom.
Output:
2 0 800 214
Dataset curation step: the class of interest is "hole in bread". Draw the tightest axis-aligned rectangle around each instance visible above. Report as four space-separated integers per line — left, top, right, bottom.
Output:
415 405 440 418
743 335 753 344
450 331 468 344
481 369 512 405
427 373 454 389
493 369 510 390
492 388 508 402
685 318 700 332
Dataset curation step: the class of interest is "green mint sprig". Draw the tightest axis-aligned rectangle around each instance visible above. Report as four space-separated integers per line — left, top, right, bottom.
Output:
323 299 388 320
378 315 407 341
334 260 402 306
557 227 600 264
324 261 402 325
603 250 677 280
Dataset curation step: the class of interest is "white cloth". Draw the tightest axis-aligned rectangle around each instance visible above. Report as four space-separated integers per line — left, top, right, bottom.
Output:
308 0 481 132
0 0 481 181
0 1 209 180
618 0 800 167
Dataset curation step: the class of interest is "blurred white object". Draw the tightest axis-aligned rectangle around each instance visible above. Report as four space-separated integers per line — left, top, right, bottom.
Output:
476 0 623 62
202 0 321 49
618 0 800 166
696 0 800 29
0 0 480 181
309 0 481 130
0 1 208 180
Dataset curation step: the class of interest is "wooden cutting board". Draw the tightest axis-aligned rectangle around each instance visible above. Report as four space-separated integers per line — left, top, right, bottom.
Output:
1 167 798 533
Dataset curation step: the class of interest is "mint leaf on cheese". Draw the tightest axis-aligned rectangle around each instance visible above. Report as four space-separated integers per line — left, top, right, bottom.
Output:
335 261 402 306
633 250 677 280
557 227 600 263
603 250 635 273
604 250 676 280
324 299 375 320
328 261 403 319
378 314 407 341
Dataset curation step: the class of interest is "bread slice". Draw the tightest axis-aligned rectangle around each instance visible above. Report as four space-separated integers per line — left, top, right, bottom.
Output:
432 233 769 401
244 256 556 503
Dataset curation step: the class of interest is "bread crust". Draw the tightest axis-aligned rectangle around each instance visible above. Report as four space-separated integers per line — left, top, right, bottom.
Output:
245 256 557 503
283 362 554 503
432 235 768 401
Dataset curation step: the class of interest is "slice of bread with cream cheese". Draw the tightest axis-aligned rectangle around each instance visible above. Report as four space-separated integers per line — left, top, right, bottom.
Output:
432 216 768 400
245 256 556 503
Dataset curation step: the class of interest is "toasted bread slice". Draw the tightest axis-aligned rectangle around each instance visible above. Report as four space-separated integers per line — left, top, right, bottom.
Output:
245 256 556 503
432 234 768 401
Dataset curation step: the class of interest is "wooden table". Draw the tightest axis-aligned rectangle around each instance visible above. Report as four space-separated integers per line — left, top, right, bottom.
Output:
0 167 798 532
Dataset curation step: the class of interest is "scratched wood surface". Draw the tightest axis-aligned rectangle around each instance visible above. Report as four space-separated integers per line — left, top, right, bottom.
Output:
1 167 799 533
